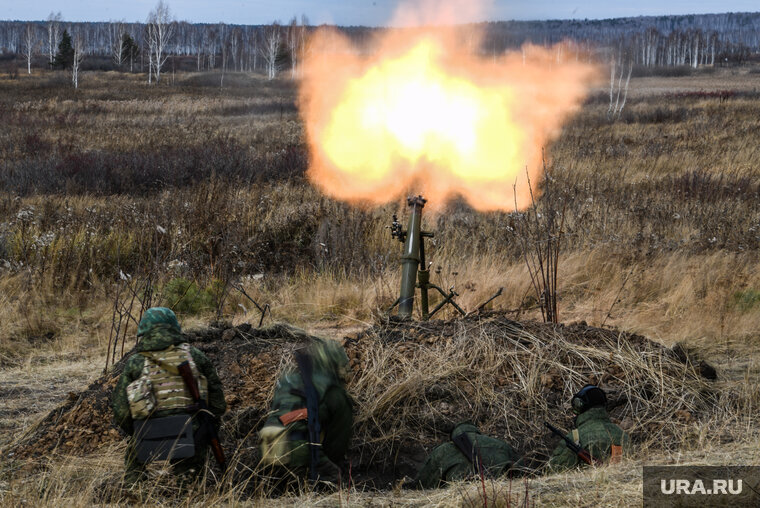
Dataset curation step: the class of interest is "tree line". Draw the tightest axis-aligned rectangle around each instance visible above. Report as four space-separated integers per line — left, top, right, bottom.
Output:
1 4 758 85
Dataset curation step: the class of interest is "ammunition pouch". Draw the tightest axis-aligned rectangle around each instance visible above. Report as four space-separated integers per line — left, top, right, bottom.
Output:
126 376 156 420
259 421 315 467
260 424 292 466
133 414 195 463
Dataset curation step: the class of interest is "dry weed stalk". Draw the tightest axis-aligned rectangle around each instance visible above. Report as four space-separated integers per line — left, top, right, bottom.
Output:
513 163 566 323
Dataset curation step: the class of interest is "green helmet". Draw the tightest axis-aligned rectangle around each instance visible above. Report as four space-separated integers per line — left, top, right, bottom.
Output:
137 307 181 336
309 337 350 382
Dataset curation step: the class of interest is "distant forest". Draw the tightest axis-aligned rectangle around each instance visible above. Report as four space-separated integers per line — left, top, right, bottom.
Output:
1 10 759 77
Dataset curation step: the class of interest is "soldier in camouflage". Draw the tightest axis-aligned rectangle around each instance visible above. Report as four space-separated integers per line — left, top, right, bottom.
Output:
548 385 630 471
412 422 523 489
111 307 226 486
259 337 353 485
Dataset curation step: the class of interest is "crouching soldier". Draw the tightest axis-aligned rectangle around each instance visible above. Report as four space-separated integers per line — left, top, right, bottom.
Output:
111 307 227 486
547 384 630 471
259 337 353 486
412 422 523 489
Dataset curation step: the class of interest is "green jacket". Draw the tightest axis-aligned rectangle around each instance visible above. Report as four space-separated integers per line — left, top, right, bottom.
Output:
264 338 353 467
548 407 630 471
111 325 227 435
414 423 521 489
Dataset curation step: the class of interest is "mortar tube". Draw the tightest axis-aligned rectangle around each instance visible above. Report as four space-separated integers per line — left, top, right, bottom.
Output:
398 196 426 318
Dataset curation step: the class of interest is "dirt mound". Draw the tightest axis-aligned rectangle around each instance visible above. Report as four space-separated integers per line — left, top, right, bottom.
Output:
5 323 310 461
344 313 717 484
5 314 717 489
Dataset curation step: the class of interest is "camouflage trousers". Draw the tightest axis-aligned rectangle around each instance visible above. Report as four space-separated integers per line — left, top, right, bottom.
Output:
123 437 208 487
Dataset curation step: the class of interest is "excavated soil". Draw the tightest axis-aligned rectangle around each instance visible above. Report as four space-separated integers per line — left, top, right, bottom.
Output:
4 314 717 490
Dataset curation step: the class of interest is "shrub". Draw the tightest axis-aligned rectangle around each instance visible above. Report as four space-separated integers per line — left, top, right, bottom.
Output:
732 289 760 311
163 277 219 315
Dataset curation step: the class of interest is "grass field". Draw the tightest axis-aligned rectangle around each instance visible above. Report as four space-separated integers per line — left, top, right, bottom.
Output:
0 66 759 506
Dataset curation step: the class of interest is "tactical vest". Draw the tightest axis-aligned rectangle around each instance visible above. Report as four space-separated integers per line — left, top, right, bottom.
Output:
126 343 208 420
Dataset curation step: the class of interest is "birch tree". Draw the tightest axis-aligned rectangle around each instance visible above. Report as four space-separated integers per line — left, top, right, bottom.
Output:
146 1 174 83
72 32 85 88
608 55 632 120
22 23 38 74
145 23 154 83
110 21 126 66
46 12 62 68
260 22 282 80
249 27 259 71
287 17 302 78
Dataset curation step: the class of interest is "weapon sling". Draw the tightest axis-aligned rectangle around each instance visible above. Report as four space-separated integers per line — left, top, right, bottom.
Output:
177 361 227 472
452 432 488 479
544 421 602 466
294 351 321 482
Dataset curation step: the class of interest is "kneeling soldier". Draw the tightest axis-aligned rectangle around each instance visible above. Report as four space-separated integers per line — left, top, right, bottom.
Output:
111 307 227 486
412 422 523 489
547 384 630 471
259 337 353 485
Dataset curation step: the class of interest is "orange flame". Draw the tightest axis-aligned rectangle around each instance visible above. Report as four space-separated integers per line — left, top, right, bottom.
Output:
299 8 598 211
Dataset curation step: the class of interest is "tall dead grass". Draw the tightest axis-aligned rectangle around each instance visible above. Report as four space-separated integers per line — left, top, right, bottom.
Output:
1 70 759 506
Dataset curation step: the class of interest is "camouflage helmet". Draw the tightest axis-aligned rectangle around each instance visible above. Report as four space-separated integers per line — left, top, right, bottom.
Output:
309 337 350 382
137 307 181 336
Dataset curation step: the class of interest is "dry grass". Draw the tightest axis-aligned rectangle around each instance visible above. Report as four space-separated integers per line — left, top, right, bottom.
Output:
3 318 756 507
1 69 759 505
3 428 759 506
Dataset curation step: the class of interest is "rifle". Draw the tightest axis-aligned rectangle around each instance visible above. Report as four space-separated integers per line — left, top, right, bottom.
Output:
544 421 602 466
177 361 227 472
294 351 321 482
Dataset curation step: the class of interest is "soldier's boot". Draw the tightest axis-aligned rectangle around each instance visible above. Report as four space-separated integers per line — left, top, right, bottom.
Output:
313 458 343 491
171 451 207 488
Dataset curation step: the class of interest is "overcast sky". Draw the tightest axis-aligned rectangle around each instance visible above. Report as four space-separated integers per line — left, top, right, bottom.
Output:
1 1 758 26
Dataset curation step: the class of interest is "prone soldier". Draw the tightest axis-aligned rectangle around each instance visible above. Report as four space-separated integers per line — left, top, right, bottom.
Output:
547 384 630 471
412 422 523 489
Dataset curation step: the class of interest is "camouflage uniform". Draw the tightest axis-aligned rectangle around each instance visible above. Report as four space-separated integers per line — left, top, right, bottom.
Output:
547 407 631 471
260 337 352 481
414 422 522 489
111 308 226 485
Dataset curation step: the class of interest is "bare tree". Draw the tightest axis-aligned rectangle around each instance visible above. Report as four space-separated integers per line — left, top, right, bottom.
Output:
21 23 39 74
218 22 227 87
607 55 632 120
110 20 126 67
146 0 174 83
249 27 259 71
286 17 301 78
145 24 154 83
260 22 282 80
229 27 241 71
288 15 309 78
195 28 204 71
72 32 85 88
46 12 62 68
